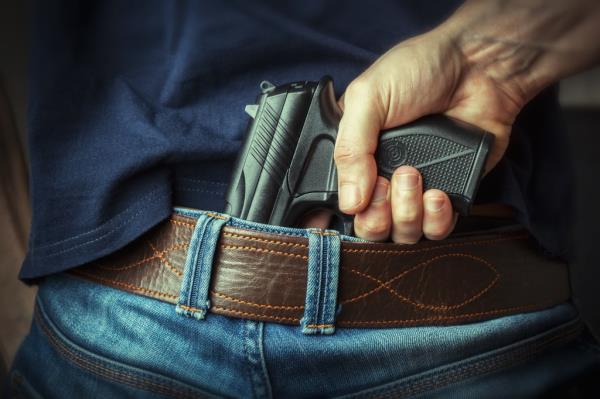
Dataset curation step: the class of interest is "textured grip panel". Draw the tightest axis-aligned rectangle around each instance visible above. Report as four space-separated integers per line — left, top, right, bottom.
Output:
377 133 475 194
418 152 475 194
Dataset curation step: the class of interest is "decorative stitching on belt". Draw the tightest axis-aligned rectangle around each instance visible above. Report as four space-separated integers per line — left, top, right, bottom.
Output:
169 218 196 228
148 241 184 277
96 255 157 272
210 254 498 316
338 304 545 326
341 253 500 311
97 242 188 272
210 303 551 326
221 244 308 260
217 229 528 258
70 215 568 329
342 234 529 255
211 291 304 310
71 271 178 300
222 232 308 248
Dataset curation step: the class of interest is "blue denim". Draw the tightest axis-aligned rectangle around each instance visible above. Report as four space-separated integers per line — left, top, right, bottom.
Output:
176 212 231 320
9 209 600 398
301 229 341 335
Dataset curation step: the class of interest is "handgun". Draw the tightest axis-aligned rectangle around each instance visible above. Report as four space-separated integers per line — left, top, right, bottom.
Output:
224 76 493 234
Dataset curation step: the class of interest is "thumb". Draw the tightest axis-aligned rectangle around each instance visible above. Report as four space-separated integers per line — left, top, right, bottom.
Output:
334 79 385 214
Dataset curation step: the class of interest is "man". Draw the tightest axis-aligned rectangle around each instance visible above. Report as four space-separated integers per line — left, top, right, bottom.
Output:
8 0 600 397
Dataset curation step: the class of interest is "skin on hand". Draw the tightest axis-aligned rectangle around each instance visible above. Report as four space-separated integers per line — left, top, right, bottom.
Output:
334 0 600 244
334 30 522 243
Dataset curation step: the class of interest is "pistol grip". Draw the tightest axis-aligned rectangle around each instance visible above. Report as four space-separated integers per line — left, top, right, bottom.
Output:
376 115 494 215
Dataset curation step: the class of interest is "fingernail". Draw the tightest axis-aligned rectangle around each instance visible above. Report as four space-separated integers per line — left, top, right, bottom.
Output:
425 197 445 212
397 173 419 190
340 183 361 210
372 182 389 203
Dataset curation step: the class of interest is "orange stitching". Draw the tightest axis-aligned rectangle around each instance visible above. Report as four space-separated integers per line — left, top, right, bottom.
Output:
341 254 499 311
34 311 196 398
169 218 195 228
315 231 338 236
205 212 227 220
97 255 157 272
222 232 308 248
97 242 188 272
385 330 581 399
211 291 304 310
341 253 480 304
342 234 529 255
148 242 184 277
221 244 308 260
213 304 554 326
212 306 301 322
71 270 178 300
306 324 334 328
360 326 581 398
159 242 189 252
339 304 547 326
177 304 204 313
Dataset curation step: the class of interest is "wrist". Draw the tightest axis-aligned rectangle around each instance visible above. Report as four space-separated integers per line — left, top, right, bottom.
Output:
441 0 600 105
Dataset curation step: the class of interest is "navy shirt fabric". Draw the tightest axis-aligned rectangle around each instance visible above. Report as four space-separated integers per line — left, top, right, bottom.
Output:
21 0 571 280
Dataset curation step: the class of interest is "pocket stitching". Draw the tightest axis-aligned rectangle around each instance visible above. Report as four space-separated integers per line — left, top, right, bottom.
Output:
343 318 583 399
33 301 213 399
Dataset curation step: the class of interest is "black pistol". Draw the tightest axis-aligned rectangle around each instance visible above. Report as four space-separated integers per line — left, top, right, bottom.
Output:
224 76 493 234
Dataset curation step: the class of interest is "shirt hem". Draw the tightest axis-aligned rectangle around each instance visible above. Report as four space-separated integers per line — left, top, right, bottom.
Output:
19 185 172 281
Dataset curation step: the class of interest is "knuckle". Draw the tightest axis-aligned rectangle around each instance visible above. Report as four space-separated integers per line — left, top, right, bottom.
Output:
361 219 390 236
346 77 373 99
334 143 362 164
394 206 420 224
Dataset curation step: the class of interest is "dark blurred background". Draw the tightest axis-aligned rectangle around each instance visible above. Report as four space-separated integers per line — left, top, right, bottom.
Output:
1 0 599 379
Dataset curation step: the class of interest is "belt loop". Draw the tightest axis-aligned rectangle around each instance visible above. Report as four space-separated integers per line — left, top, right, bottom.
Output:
301 229 341 335
176 212 230 320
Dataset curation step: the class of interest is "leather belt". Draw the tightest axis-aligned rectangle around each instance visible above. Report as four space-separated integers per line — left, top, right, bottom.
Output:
70 213 570 328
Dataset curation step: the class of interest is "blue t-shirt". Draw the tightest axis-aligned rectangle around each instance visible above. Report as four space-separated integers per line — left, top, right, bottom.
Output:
20 0 571 280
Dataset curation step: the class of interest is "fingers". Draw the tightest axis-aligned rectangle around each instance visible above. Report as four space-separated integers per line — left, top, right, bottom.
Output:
354 177 392 241
422 189 455 240
334 80 382 215
303 174 453 242
352 167 455 244
390 166 424 244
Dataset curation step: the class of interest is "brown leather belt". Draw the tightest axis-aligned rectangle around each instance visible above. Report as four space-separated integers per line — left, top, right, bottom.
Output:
70 212 570 328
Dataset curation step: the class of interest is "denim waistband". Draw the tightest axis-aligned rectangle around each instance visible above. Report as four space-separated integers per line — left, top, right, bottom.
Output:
173 207 364 335
67 205 570 336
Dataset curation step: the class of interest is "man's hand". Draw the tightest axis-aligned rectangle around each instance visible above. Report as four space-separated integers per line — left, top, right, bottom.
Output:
335 31 522 243
334 0 600 243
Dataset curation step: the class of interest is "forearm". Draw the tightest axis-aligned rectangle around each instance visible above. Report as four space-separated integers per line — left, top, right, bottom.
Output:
442 0 600 104
334 0 600 244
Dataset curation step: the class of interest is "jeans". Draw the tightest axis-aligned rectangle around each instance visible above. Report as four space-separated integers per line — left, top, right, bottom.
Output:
9 208 600 398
